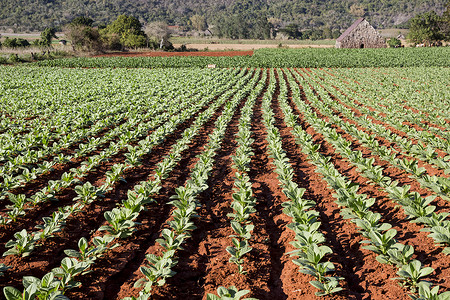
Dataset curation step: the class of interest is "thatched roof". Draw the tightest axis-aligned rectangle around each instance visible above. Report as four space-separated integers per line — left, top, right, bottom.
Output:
336 17 365 42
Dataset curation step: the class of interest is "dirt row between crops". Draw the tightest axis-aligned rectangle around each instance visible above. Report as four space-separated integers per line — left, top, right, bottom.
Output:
0 69 244 247
286 69 450 291
315 68 450 144
0 69 252 290
0 68 449 299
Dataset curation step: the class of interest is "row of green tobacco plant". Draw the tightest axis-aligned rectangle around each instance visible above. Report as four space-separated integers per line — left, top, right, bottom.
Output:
280 68 449 299
126 69 260 300
290 69 450 254
2 69 256 300
226 70 266 274
261 69 343 296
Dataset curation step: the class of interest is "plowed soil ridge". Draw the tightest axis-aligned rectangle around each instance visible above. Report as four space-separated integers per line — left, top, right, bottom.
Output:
0 71 242 291
288 69 450 293
1 67 449 300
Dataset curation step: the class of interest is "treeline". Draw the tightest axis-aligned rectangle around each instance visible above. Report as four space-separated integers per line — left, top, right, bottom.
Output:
407 10 450 45
0 28 57 49
0 0 446 33
0 15 176 52
65 16 173 52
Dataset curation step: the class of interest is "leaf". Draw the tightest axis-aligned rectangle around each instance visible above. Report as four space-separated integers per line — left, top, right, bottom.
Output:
419 267 434 278
309 280 325 291
3 287 22 300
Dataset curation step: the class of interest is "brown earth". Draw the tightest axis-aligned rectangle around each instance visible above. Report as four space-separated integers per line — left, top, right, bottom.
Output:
0 68 448 300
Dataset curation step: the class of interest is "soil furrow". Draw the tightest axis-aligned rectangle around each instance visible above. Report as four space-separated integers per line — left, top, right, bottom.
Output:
285 68 412 299
0 87 234 292
288 69 450 292
98 71 255 300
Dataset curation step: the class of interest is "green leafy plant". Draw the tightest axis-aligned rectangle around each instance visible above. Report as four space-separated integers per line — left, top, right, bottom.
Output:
395 260 434 292
99 207 139 238
3 229 37 257
226 238 252 274
135 251 177 293
0 264 11 276
206 286 257 300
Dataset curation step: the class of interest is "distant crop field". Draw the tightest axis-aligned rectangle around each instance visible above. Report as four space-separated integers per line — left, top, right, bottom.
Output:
0 65 449 299
34 47 450 68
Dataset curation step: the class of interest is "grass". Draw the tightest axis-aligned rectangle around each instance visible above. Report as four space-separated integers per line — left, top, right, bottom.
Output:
378 28 409 38
170 36 336 45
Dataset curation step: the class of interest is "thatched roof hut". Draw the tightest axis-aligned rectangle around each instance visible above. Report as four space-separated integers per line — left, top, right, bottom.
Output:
336 18 386 48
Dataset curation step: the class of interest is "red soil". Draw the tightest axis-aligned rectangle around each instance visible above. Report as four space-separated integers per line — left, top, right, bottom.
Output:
94 51 253 57
0 68 449 300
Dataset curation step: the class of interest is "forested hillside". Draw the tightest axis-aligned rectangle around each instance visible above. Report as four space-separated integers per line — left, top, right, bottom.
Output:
0 0 446 32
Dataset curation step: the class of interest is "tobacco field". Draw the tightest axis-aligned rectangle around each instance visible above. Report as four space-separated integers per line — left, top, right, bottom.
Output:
0 64 449 300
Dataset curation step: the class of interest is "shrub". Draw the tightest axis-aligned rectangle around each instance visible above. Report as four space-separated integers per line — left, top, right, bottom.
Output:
387 38 402 48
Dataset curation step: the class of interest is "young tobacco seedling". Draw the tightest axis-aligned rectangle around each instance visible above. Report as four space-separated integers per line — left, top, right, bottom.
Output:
6 193 27 211
226 238 252 274
230 221 254 240
409 281 450 300
135 250 177 293
52 257 91 291
206 286 257 300
294 244 335 282
64 235 116 266
228 201 255 223
99 207 139 238
156 229 186 251
310 277 343 296
361 228 397 262
383 244 414 266
3 272 69 300
395 260 434 292
289 229 325 251
74 182 104 205
426 226 450 254
3 229 37 257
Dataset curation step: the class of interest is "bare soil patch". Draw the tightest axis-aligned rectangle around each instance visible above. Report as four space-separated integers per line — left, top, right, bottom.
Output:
94 51 254 58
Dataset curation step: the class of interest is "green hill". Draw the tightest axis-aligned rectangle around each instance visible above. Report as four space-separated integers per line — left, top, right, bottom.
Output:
0 0 446 32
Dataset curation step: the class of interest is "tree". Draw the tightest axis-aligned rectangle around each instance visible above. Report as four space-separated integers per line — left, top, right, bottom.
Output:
440 2 450 41
3 37 30 48
251 16 271 39
104 15 144 37
65 22 102 52
145 21 171 49
322 27 333 39
40 28 58 47
350 4 366 17
64 16 103 52
122 33 147 49
100 15 147 49
215 15 249 39
407 11 443 45
387 38 402 48
190 15 207 31
70 16 94 27
279 23 300 39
